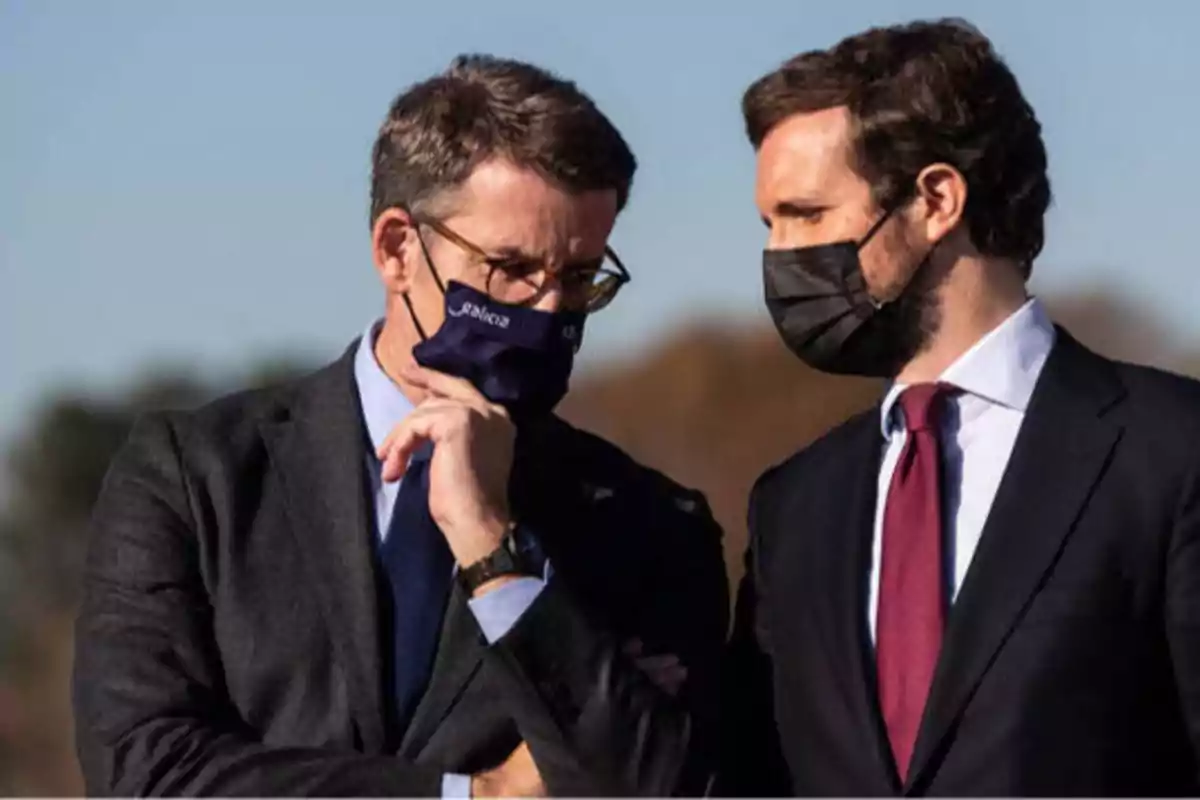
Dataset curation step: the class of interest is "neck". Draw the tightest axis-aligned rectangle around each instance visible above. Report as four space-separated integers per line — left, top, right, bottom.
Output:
374 310 426 406
894 255 1029 385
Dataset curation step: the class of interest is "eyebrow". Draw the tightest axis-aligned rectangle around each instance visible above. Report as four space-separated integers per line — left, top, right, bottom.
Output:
761 199 831 227
484 247 605 271
774 199 829 215
487 246 539 261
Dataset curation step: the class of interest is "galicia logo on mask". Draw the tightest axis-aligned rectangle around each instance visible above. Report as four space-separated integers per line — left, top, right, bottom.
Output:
446 300 512 330
762 204 928 378
410 281 586 419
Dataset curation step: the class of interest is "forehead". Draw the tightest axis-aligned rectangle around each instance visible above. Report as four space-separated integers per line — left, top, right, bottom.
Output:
446 158 617 255
755 107 859 207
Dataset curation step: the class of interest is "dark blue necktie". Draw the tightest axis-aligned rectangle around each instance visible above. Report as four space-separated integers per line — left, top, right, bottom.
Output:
379 444 454 730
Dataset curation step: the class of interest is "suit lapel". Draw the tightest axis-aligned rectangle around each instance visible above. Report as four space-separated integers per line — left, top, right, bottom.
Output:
803 413 899 792
398 586 486 757
906 332 1126 789
260 345 388 752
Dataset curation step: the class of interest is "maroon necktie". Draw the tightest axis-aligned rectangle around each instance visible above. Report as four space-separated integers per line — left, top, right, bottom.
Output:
877 382 953 782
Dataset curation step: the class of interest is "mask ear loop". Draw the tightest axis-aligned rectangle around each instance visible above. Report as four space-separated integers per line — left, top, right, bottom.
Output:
856 183 931 309
401 292 428 341
855 206 900 310
400 215 447 342
856 204 899 251
415 224 447 294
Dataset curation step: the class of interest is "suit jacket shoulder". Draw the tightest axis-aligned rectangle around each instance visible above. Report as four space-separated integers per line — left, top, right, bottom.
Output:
748 407 879 550
1051 333 1200 493
529 414 723 538
162 352 349 450
1109 357 1200 435
755 407 878 495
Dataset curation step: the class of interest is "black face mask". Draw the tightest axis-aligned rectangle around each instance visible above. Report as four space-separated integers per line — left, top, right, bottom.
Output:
762 206 934 378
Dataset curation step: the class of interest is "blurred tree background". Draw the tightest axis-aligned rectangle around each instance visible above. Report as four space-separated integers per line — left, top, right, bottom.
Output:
1 293 1197 794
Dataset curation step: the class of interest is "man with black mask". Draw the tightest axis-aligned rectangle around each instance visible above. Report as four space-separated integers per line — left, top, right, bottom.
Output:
73 55 728 798
721 19 1200 797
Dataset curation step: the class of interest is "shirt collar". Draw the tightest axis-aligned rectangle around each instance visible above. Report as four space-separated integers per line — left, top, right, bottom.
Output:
353 320 415 454
879 297 1057 438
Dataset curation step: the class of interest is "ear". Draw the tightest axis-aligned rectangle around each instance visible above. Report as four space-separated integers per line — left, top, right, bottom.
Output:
912 163 967 245
371 207 420 294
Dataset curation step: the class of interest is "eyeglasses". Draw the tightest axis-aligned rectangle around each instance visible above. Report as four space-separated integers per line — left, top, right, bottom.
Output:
412 214 631 313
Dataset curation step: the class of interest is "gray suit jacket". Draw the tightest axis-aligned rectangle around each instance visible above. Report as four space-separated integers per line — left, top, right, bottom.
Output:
73 343 728 796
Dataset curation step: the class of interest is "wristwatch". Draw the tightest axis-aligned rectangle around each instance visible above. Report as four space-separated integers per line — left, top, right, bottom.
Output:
457 525 543 593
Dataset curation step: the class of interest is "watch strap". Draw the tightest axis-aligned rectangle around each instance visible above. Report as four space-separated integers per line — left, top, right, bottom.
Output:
458 526 541 592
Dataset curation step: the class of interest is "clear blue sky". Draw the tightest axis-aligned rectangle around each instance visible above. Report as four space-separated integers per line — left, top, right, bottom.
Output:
3 0 1200 459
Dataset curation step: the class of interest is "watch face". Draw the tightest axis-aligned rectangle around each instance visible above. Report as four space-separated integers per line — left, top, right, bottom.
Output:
490 546 520 574
509 524 547 572
460 529 540 592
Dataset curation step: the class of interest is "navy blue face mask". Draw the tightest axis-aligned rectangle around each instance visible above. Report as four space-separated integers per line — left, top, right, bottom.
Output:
407 279 586 420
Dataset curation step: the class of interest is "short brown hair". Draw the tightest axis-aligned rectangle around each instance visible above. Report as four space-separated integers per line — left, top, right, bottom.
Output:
369 54 636 226
743 19 1051 273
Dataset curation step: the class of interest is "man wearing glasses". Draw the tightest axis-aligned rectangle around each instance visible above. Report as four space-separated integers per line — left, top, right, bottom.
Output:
73 55 728 797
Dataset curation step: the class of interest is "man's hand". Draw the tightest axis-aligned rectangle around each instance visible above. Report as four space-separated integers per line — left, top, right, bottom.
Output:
626 639 688 697
378 365 515 569
471 741 545 798
465 649 685 798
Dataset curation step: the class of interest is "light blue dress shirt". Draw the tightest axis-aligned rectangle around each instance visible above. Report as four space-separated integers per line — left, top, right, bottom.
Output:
353 321 548 797
867 298 1057 641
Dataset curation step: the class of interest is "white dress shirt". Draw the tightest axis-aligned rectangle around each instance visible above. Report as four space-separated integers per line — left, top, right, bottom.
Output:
867 298 1057 641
